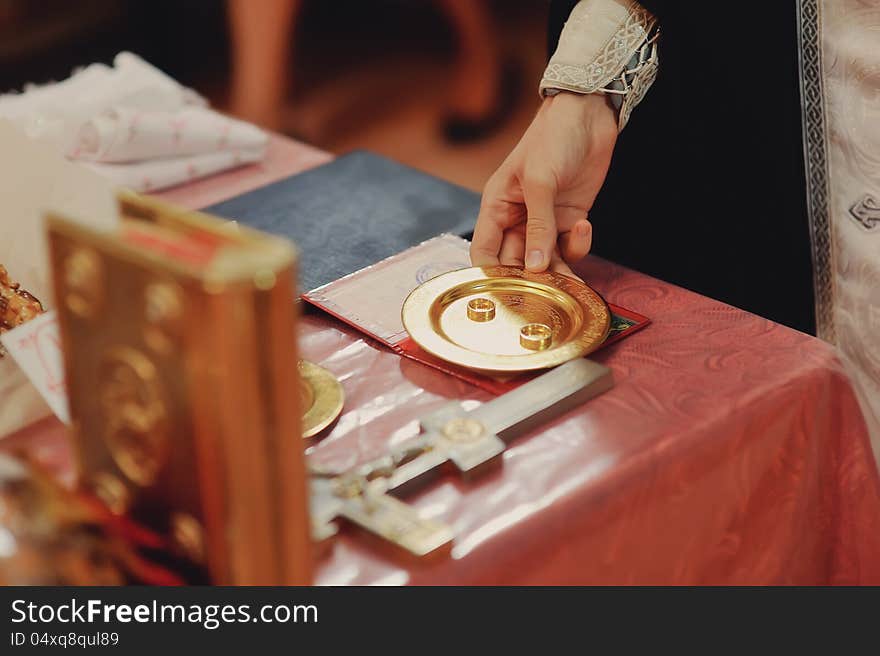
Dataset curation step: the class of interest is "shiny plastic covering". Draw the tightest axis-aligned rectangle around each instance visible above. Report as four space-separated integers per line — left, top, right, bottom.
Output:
299 256 880 584
3 137 880 584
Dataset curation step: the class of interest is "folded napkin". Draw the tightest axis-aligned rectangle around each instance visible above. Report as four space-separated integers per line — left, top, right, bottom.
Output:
0 52 268 192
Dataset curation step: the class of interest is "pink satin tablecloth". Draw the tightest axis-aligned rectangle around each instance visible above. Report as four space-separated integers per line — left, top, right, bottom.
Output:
6 136 880 584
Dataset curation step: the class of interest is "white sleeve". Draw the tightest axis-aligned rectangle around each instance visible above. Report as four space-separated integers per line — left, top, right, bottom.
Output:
540 0 660 130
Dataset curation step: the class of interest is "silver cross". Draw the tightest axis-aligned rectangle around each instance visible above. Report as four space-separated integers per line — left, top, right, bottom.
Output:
310 358 614 558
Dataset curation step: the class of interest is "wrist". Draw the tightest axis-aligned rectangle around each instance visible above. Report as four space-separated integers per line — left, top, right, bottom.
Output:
541 91 618 132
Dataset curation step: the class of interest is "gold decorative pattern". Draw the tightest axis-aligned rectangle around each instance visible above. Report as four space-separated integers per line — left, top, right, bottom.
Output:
171 512 206 564
142 281 184 355
90 471 131 515
98 346 169 487
62 248 104 321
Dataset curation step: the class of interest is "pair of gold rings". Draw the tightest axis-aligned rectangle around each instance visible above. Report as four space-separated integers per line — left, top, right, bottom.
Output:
466 297 553 351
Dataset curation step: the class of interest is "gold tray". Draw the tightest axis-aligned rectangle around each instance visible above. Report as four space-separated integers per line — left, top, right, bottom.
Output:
299 360 344 438
401 266 611 373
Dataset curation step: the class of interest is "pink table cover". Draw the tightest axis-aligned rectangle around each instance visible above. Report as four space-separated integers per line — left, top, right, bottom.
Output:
5 136 880 584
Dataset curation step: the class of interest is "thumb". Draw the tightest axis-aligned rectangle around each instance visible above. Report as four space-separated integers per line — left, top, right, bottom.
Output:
559 218 593 265
522 174 557 272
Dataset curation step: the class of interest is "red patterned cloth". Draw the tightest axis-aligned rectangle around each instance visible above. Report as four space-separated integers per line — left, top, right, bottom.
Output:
5 136 879 584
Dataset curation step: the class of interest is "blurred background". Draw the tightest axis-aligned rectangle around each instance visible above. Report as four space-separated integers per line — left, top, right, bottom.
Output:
0 0 549 192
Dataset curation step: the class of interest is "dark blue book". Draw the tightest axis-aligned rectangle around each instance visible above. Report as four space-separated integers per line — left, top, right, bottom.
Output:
206 150 478 292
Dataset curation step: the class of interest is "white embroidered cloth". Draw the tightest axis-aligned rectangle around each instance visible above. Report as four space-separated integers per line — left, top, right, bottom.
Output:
0 52 267 192
801 0 880 468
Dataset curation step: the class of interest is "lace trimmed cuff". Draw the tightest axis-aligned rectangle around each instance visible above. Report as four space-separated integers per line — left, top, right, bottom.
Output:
540 0 659 131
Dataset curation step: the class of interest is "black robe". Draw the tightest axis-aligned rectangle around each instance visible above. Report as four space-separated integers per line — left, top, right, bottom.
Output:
548 1 815 334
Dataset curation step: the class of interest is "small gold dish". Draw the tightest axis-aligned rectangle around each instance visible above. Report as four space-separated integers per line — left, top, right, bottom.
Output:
467 297 496 322
299 360 345 438
520 323 552 351
401 266 611 373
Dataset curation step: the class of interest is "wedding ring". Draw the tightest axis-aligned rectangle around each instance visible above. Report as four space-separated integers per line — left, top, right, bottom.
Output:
466 297 496 322
520 323 552 351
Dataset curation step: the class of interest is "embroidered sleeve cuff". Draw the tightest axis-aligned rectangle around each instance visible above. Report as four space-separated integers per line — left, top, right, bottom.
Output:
540 0 659 131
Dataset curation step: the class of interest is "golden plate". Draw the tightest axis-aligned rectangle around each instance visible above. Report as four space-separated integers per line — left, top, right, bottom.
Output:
401 266 611 373
299 360 344 438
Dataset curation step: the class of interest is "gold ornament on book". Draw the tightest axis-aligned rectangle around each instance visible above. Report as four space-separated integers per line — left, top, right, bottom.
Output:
48 192 312 585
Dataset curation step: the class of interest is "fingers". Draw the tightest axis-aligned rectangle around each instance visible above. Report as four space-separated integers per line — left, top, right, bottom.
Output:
471 169 525 266
555 205 590 233
521 174 557 272
471 180 509 266
558 219 592 266
548 248 577 278
498 226 526 266
494 217 591 273
471 205 502 266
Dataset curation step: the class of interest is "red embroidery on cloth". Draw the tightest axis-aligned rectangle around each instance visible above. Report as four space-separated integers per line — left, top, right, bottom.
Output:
170 118 187 147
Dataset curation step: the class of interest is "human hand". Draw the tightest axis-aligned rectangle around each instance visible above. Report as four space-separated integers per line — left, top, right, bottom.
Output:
471 92 618 276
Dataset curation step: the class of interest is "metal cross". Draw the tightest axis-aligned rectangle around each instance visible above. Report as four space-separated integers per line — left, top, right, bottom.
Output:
310 358 614 559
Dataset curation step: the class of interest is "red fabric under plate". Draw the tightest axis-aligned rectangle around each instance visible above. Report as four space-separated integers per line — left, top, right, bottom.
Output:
296 257 880 584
